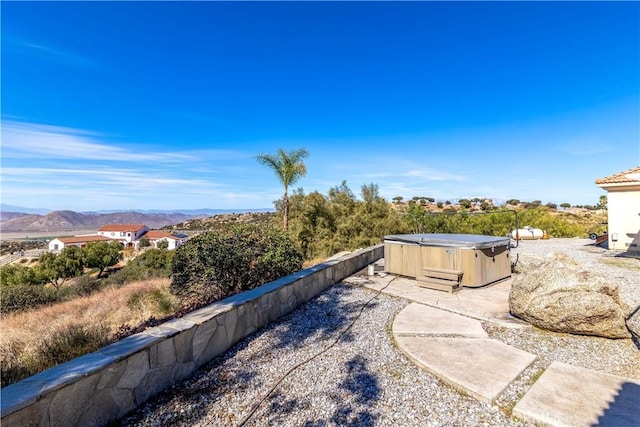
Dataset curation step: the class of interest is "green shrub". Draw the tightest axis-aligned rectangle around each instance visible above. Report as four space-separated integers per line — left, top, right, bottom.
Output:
73 275 103 296
1 264 44 287
134 249 174 273
104 249 173 286
170 224 302 304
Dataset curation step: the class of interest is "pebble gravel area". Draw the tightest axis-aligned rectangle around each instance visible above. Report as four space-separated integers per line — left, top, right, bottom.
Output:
118 238 638 427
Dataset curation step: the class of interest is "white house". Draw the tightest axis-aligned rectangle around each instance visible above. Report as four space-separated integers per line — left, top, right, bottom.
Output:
595 167 640 254
49 224 188 253
141 230 189 250
97 224 149 249
48 235 112 253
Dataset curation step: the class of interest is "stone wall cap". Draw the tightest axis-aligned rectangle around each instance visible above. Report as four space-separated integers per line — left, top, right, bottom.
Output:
98 332 163 359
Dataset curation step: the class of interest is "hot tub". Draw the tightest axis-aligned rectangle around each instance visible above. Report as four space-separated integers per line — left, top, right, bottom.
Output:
384 234 511 287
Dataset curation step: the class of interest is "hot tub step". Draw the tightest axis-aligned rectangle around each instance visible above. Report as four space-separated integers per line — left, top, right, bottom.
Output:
416 276 461 293
421 267 463 282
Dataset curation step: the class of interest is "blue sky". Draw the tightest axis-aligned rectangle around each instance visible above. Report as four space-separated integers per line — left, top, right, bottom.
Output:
2 1 639 212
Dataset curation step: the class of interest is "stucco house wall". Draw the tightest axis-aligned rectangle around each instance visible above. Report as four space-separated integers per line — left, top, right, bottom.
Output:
596 167 640 253
143 231 188 250
97 224 149 244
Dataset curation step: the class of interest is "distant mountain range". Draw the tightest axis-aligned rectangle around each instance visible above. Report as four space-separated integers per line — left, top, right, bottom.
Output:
0 204 273 216
0 207 274 232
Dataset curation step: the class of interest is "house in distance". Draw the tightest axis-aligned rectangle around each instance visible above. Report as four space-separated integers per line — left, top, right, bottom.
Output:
48 224 189 252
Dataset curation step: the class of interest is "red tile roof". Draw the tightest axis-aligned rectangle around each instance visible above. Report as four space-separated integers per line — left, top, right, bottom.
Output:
57 235 112 244
98 224 147 232
595 167 640 185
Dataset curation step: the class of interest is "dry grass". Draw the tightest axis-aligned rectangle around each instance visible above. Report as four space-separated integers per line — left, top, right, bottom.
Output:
0 278 174 385
303 256 329 268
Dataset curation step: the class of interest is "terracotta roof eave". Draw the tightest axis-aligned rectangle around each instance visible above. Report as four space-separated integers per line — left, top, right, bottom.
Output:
597 182 640 191
595 167 640 185
57 236 112 244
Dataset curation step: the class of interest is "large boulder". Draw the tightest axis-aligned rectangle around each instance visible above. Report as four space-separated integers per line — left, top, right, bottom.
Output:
509 252 631 339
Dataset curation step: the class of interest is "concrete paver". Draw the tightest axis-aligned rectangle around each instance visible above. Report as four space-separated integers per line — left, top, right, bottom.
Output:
364 275 530 328
393 303 488 338
394 335 537 404
513 361 640 427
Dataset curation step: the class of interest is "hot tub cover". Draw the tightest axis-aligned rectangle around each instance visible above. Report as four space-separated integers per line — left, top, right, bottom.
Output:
384 233 510 249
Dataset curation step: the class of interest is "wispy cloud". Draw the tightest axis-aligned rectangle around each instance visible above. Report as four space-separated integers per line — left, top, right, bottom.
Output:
6 36 104 70
1 166 216 189
0 165 264 210
0 120 265 210
1 120 195 162
404 168 467 182
353 164 468 183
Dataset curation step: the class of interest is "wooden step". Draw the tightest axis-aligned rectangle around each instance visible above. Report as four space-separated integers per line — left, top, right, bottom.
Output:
416 276 460 293
422 267 463 282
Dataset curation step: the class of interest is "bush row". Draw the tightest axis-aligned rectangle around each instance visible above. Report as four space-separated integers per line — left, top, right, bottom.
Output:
0 249 174 313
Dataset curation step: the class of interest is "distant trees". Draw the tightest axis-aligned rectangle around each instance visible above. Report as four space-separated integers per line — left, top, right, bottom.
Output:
560 203 571 209
458 199 472 209
256 148 309 231
406 196 435 206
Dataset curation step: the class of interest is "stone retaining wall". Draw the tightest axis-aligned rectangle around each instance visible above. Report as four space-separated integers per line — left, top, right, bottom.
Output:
1 245 383 426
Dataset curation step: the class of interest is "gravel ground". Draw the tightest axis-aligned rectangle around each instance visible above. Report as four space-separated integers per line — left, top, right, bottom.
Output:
118 238 639 427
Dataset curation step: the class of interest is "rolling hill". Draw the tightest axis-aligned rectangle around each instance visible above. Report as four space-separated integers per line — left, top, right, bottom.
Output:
0 210 204 232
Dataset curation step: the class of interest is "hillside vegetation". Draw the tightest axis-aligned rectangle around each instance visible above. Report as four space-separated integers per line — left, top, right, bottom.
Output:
1 225 300 387
169 182 606 260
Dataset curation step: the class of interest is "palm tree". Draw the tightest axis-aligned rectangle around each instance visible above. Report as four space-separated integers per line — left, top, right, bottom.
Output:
256 148 309 230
